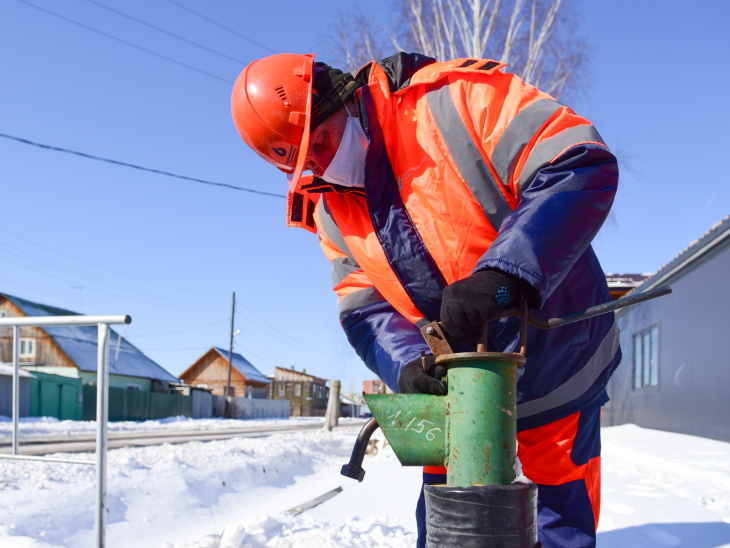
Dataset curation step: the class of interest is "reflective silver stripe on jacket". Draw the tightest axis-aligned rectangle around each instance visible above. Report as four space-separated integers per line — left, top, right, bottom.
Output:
318 198 387 320
491 99 563 186
516 320 620 419
339 287 386 321
516 124 606 198
317 197 355 262
332 256 360 289
426 85 512 231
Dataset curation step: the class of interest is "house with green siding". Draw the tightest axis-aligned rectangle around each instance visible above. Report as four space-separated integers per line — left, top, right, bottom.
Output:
0 293 181 420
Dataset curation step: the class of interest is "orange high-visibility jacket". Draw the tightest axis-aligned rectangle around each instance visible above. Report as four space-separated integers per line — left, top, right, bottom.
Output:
289 54 619 431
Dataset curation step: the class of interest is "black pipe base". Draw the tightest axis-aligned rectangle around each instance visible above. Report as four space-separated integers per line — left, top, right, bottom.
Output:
425 482 539 548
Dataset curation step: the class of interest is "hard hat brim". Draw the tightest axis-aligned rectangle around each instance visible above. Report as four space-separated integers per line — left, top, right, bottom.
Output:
287 57 314 193
286 112 311 193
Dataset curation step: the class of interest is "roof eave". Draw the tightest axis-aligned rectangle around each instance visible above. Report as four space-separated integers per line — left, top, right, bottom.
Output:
617 218 730 317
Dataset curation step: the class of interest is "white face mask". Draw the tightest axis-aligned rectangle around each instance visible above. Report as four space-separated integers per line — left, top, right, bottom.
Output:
320 106 368 188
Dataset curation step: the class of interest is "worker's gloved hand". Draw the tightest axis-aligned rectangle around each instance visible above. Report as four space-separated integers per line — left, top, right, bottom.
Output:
397 354 448 395
441 269 527 342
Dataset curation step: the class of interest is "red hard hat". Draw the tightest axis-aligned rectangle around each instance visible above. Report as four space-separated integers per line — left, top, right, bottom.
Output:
231 53 315 192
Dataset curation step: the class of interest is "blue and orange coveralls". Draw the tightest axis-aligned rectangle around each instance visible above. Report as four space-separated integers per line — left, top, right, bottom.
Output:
287 53 619 548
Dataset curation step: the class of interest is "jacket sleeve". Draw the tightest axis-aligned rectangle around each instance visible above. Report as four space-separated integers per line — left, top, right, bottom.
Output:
473 95 618 306
316 198 429 391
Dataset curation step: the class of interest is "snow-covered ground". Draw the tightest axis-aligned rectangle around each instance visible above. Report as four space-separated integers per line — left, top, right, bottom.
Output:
0 421 729 547
0 415 345 437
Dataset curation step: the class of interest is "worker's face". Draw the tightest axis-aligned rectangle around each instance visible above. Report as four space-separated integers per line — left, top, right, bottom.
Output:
304 104 350 177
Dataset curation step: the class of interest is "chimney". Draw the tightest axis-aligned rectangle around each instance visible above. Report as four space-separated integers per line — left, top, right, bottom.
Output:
290 365 295 371
303 368 306 374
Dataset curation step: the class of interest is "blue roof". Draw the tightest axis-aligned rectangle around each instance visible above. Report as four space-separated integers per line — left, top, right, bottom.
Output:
3 293 178 383
214 347 271 384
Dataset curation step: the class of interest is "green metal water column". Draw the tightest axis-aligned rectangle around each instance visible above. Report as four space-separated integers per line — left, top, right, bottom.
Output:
444 352 524 486
365 350 525 488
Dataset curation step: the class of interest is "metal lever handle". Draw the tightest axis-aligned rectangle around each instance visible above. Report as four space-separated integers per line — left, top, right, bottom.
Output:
511 285 672 330
340 418 379 482
422 285 672 357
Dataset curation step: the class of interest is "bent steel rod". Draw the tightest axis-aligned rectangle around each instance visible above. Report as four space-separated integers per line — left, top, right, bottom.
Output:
497 285 673 330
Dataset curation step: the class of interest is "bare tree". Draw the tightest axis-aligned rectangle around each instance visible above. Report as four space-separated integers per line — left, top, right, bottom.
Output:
326 9 387 76
326 0 590 103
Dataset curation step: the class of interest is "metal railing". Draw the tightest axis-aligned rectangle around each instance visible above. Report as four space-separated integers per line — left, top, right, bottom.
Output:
0 314 131 548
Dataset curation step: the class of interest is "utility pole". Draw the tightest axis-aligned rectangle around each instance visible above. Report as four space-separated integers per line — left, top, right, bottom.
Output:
225 292 236 400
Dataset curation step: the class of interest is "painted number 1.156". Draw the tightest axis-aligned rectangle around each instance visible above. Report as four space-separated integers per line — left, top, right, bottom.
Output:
387 410 441 441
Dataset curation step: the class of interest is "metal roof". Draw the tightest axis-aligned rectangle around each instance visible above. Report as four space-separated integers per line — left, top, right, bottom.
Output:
273 366 328 384
605 273 650 289
618 215 730 315
0 363 34 378
2 293 178 382
213 347 271 384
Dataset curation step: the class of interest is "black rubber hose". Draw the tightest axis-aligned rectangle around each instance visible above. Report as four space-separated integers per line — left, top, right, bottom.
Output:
340 418 379 482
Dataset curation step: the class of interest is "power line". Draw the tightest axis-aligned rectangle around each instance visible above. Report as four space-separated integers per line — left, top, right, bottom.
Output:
13 0 234 85
81 0 248 65
0 132 286 199
0 252 223 313
163 0 278 55
0 241 227 310
127 320 229 339
0 226 226 297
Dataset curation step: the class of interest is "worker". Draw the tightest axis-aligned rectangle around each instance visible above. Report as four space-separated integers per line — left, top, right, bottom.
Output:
231 52 619 548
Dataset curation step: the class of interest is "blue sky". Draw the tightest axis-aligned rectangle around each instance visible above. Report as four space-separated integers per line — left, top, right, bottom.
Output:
1 1 728 392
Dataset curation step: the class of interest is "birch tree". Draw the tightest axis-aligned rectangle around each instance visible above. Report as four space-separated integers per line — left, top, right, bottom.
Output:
327 0 590 102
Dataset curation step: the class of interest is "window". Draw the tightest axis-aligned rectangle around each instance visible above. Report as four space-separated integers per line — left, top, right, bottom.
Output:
633 326 659 389
294 383 302 397
0 311 7 317
278 382 285 397
19 338 36 358
126 384 141 390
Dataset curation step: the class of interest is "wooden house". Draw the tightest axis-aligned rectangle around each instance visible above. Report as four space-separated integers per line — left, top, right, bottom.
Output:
268 366 329 417
0 293 178 391
180 347 270 398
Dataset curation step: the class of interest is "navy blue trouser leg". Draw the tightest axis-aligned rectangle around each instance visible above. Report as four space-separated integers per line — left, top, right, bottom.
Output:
416 471 446 548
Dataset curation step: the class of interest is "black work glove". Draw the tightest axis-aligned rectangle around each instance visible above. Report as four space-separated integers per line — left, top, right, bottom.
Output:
441 269 528 342
397 354 448 395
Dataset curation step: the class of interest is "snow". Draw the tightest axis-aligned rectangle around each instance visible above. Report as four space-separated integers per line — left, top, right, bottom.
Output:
0 415 356 438
598 425 730 547
0 422 729 547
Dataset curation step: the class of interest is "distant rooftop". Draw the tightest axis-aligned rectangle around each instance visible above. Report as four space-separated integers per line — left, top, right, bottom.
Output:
1 293 178 383
0 363 34 378
214 347 271 384
273 366 328 384
605 274 651 289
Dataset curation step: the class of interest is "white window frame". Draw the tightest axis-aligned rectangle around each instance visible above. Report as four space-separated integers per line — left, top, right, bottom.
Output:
0 311 7 317
294 383 302 398
633 325 659 390
278 382 285 397
19 338 36 358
